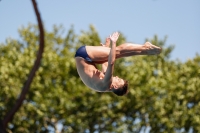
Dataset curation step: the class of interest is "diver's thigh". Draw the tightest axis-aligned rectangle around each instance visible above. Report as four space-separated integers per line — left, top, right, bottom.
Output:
86 46 110 61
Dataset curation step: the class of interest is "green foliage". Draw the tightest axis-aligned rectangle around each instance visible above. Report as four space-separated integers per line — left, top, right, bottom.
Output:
0 24 200 133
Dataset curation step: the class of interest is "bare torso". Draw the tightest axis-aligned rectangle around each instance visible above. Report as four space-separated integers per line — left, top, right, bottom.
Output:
75 57 106 91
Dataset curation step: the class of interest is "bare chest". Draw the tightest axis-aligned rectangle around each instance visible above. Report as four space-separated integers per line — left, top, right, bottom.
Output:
81 66 104 83
76 61 104 90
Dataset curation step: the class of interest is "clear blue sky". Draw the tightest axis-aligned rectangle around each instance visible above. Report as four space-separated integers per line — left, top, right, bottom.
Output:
0 0 199 61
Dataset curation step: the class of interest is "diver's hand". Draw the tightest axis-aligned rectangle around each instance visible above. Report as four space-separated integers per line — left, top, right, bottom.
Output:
101 37 110 47
109 32 120 43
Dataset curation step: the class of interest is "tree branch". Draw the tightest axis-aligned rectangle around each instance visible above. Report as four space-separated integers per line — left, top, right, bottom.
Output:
2 0 45 129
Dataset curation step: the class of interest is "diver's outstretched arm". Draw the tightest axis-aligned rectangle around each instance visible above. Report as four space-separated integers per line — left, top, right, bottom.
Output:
102 32 119 90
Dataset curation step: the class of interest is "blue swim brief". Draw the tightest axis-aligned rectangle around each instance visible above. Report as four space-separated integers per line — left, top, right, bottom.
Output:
75 46 92 62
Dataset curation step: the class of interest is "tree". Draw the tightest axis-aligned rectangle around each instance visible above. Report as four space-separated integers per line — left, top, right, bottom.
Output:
1 23 200 132
0 0 44 132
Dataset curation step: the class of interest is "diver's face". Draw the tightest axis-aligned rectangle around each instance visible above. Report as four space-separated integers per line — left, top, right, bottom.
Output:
112 76 125 89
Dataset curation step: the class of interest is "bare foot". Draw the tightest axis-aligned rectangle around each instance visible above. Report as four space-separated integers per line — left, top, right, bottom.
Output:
144 42 162 55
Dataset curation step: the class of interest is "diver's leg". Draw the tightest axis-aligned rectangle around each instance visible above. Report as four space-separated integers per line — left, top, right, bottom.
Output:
116 42 161 58
86 42 161 63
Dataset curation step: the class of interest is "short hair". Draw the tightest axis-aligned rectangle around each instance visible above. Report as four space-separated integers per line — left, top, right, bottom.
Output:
113 80 129 96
